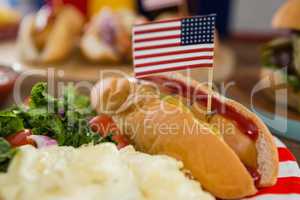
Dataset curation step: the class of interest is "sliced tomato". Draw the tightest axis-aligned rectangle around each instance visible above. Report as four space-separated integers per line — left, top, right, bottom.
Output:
89 115 119 137
5 129 35 147
112 134 130 149
89 115 130 149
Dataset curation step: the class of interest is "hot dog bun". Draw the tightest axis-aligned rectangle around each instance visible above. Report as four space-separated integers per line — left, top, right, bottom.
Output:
80 28 119 63
91 73 278 199
80 8 137 63
18 5 84 63
272 0 300 31
91 77 257 199
157 73 278 187
80 8 119 63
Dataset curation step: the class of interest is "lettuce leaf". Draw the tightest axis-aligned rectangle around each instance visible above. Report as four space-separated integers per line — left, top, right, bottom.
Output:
285 74 300 92
1 83 99 146
0 138 16 172
27 83 98 147
292 34 300 76
261 38 292 69
0 110 24 137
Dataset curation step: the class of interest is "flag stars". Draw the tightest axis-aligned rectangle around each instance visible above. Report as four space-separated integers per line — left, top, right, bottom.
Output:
181 15 216 45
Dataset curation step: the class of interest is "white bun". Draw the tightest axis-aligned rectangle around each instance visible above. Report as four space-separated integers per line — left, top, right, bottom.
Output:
272 0 300 30
18 5 84 63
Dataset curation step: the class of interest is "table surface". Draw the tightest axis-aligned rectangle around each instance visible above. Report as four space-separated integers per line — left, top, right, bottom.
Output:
1 39 299 164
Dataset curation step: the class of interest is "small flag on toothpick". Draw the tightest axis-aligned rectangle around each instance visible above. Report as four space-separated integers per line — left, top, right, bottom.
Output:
132 14 216 113
132 14 216 77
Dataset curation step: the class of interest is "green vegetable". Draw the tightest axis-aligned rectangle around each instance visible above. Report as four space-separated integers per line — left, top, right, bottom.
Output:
26 108 64 136
0 110 24 137
292 34 300 76
0 138 16 172
286 74 300 92
26 82 99 147
0 82 108 171
30 82 56 108
63 85 90 109
261 38 291 69
261 37 300 91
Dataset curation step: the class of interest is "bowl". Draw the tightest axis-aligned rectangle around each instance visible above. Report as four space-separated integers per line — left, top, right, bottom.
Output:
0 65 18 105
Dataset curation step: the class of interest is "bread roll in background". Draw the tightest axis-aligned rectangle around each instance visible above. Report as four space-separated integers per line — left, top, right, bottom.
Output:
80 8 139 63
272 0 300 31
18 5 84 64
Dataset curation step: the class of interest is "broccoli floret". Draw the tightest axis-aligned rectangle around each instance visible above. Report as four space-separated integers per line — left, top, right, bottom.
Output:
0 110 24 137
30 82 57 109
29 82 48 107
26 108 64 136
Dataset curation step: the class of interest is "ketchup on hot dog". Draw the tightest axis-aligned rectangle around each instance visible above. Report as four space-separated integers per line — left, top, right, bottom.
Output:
142 76 259 141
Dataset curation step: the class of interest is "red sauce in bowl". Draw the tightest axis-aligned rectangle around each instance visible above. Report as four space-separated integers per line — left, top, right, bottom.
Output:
0 66 18 103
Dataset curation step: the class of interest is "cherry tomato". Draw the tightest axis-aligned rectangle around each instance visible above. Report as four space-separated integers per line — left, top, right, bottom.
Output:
112 134 130 149
5 129 35 147
89 115 130 149
89 115 119 137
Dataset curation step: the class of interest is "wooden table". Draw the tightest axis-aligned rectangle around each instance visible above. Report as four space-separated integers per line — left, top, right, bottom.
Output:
0 41 132 81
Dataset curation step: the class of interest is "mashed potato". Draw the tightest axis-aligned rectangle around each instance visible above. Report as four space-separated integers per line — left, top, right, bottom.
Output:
0 143 214 200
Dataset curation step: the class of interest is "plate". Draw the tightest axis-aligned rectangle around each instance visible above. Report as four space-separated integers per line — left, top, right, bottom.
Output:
244 137 300 199
254 109 300 142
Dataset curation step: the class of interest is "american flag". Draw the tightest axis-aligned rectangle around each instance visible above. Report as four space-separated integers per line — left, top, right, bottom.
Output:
133 14 216 78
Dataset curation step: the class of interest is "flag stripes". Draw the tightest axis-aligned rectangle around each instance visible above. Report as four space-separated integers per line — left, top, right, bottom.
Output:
133 15 216 77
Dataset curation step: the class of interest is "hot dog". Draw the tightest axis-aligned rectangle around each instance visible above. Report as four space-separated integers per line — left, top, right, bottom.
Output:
18 5 84 63
90 72 279 199
80 8 146 63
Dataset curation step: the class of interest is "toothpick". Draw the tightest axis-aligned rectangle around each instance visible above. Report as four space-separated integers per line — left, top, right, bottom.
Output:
207 67 214 114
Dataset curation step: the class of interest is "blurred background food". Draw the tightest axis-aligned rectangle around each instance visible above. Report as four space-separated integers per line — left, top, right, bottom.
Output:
260 0 300 113
0 0 290 96
18 4 84 63
0 0 238 83
0 5 20 40
0 0 300 160
80 8 137 63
